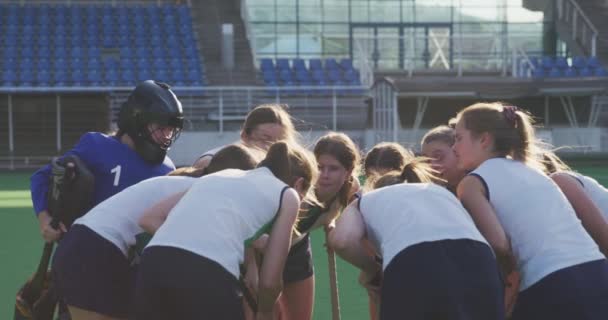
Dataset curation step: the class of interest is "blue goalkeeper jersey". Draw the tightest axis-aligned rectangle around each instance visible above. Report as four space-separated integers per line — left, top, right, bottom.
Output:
30 132 175 216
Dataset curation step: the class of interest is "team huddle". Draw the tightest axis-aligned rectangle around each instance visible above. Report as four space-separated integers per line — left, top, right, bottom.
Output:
30 80 608 320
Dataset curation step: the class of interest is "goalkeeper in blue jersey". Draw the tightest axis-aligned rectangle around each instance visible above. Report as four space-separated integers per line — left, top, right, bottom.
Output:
30 80 184 243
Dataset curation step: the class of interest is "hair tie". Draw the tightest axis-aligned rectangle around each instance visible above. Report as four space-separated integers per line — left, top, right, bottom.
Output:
502 105 518 128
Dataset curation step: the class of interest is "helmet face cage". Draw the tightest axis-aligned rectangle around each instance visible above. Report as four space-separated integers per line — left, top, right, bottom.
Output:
142 123 182 150
137 113 184 150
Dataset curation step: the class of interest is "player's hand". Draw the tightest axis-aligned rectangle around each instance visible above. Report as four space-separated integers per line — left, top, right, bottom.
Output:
359 269 382 300
38 210 66 242
504 270 520 317
252 233 269 253
243 267 259 297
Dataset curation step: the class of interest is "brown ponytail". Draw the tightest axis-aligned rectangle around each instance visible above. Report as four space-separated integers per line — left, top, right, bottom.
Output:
540 149 571 175
167 166 207 177
258 141 292 185
455 102 541 169
363 142 414 177
170 144 262 178
370 157 443 190
206 144 264 174
259 141 321 209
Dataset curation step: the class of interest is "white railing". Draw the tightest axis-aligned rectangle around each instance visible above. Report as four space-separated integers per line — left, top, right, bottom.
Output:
556 0 598 57
0 85 369 168
108 85 370 133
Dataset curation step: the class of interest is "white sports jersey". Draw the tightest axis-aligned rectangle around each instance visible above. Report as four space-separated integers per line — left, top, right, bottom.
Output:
569 172 608 221
472 158 604 290
359 183 489 271
74 176 197 256
147 167 289 278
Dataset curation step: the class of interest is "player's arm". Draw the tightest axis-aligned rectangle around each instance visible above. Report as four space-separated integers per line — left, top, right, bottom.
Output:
257 188 300 318
552 172 608 257
457 175 515 275
31 134 96 241
138 191 187 233
328 201 380 275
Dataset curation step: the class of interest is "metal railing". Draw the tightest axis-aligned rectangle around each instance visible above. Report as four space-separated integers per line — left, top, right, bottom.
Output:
556 0 598 57
109 85 370 133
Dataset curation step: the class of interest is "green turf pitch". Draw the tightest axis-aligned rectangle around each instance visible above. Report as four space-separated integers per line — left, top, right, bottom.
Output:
1 166 607 319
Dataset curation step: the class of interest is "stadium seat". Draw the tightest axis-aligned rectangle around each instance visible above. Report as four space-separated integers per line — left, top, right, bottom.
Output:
276 59 290 71
309 59 323 71
555 57 568 69
292 58 307 71
588 56 601 68
594 67 608 77
325 58 340 71
564 68 577 77
1 3 204 87
579 67 593 77
541 56 554 70
548 67 562 78
340 59 354 71
531 68 545 78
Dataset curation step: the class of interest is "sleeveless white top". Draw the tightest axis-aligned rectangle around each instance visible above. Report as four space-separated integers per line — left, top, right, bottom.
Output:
472 158 603 290
568 172 608 222
359 183 489 271
75 176 197 256
147 167 290 278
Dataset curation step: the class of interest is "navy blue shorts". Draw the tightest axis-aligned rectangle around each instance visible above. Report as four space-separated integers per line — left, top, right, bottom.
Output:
134 246 244 320
283 234 314 284
511 259 608 320
380 239 504 320
52 224 135 318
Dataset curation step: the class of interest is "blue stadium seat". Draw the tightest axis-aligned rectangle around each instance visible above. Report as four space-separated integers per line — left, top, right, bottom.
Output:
263 71 277 83
594 67 608 77
564 68 577 77
340 59 354 71
312 70 326 82
2 71 17 86
309 59 323 71
344 69 359 82
588 56 601 68
541 56 554 70
260 58 274 72
295 70 311 82
37 71 51 86
279 69 292 82
292 58 306 71
1 3 204 88
555 57 568 69
572 56 586 69
327 69 342 82
577 67 592 77
276 59 290 70
548 67 562 77
325 58 340 71
531 68 545 78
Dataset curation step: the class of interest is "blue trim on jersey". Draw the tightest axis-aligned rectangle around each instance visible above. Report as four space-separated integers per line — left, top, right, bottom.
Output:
468 173 490 200
30 132 175 216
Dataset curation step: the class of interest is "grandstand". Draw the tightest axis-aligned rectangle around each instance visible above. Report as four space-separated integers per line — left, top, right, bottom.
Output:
0 0 606 168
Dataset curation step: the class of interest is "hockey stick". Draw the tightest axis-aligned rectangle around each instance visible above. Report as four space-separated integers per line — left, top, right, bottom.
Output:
325 227 341 320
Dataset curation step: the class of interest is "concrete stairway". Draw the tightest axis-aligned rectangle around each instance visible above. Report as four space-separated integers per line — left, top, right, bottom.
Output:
189 0 260 86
